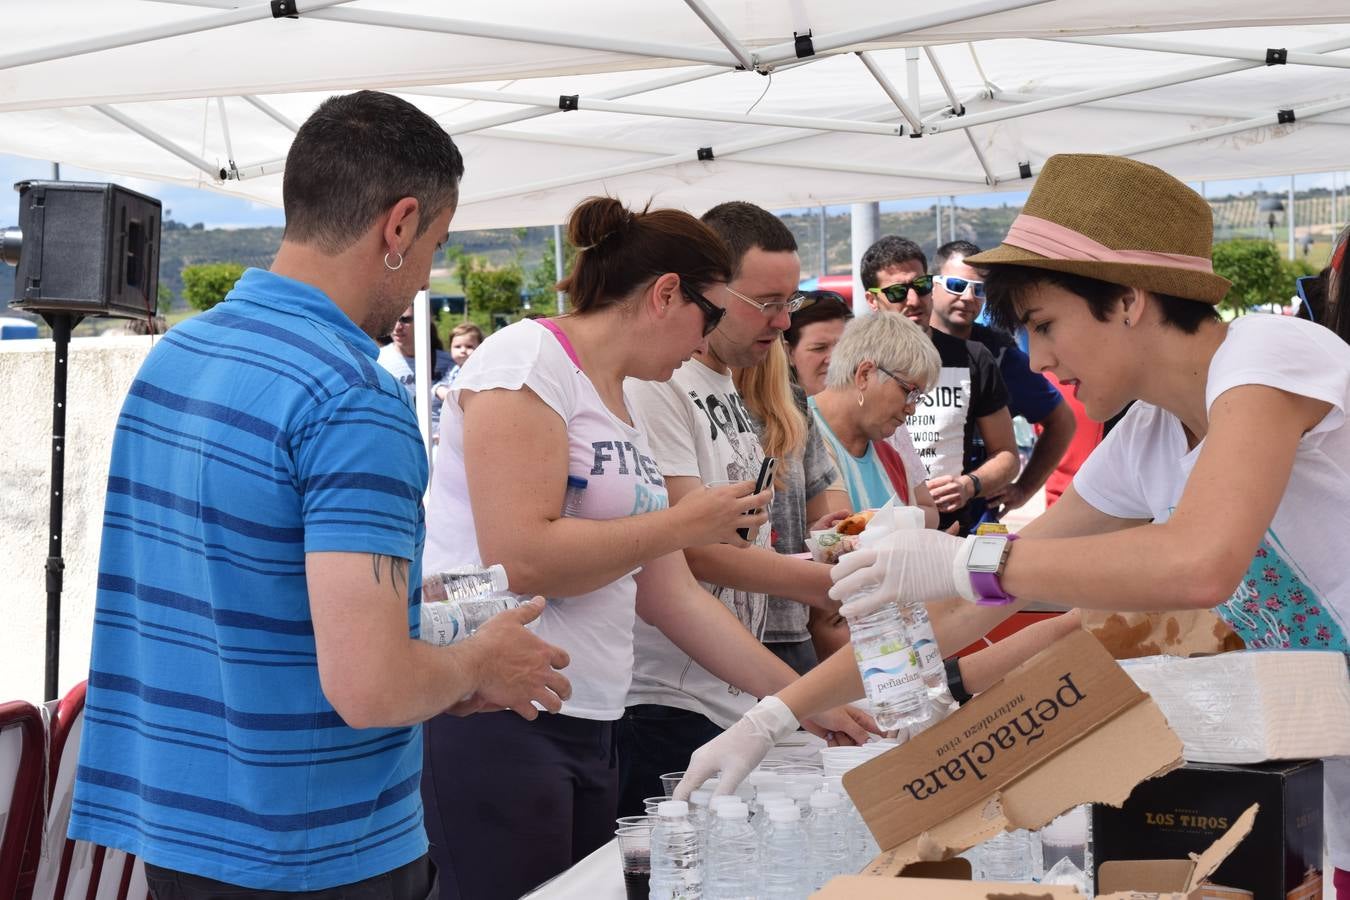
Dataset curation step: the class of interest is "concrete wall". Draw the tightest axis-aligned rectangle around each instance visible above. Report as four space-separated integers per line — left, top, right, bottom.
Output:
0 336 151 703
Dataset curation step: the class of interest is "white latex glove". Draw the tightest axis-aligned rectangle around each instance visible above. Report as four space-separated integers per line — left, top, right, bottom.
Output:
829 530 977 620
671 696 798 801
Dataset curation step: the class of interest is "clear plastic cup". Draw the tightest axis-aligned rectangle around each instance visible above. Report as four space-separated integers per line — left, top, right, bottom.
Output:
659 771 686 796
615 824 654 900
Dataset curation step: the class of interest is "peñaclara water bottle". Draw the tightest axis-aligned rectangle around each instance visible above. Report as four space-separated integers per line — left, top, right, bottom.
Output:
902 600 957 716
651 800 703 899
419 564 523 646
562 475 588 517
847 591 927 734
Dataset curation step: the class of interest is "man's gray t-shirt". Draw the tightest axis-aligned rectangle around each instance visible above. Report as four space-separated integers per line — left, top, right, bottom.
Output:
749 385 842 643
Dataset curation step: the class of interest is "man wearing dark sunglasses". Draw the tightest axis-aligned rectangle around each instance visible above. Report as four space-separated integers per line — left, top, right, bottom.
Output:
860 235 1020 535
931 241 1076 521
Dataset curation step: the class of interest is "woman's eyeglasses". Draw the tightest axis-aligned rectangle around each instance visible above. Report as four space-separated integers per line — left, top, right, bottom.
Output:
866 276 934 304
933 275 986 300
680 284 727 336
875 365 924 404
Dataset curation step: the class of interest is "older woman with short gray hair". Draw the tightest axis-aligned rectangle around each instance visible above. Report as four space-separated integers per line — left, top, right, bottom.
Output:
808 313 940 524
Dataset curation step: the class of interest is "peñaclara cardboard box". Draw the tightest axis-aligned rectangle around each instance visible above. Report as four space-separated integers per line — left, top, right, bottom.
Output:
810 805 1260 900
841 629 1185 871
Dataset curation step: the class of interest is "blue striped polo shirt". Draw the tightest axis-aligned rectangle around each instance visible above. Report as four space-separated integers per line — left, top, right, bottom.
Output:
68 268 429 890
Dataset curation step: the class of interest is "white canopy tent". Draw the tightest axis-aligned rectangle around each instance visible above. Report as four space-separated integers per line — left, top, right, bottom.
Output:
1 1 1349 229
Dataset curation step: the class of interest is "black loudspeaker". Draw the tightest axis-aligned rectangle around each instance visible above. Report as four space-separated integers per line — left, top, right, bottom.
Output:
8 180 161 319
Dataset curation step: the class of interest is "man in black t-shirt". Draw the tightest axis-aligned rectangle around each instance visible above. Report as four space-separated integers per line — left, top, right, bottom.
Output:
860 235 1020 534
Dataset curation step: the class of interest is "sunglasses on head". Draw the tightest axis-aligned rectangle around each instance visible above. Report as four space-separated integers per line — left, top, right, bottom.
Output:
867 276 933 304
933 274 986 300
793 290 853 315
680 283 727 336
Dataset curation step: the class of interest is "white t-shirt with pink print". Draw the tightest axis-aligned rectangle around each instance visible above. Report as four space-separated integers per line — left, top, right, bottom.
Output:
425 318 669 721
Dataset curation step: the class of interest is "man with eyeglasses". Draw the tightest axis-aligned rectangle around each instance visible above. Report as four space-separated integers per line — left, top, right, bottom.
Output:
860 235 1020 535
619 201 871 817
929 241 1076 518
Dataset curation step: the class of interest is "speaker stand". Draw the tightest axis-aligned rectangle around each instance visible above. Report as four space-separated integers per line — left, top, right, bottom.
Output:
41 312 81 701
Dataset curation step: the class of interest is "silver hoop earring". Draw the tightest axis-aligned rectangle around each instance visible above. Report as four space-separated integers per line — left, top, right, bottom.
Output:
384 251 404 271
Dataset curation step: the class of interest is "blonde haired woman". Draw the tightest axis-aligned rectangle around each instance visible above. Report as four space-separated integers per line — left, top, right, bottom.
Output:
734 340 851 671
808 313 940 525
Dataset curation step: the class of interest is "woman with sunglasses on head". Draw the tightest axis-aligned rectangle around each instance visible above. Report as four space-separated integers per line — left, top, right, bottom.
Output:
784 290 853 398
807 312 940 526
422 197 869 900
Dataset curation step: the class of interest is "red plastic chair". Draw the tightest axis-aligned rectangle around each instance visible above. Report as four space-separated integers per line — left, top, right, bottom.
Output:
0 700 47 900
27 682 147 900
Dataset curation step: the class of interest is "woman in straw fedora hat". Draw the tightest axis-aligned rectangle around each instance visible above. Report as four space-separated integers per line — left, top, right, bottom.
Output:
672 154 1350 887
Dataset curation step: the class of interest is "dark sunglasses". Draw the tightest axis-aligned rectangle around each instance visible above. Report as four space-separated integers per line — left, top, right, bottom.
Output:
396 315 414 325
867 276 934 304
680 283 727 336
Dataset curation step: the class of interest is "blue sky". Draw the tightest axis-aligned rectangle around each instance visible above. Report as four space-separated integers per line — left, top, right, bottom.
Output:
0 153 285 230
1 150 1343 230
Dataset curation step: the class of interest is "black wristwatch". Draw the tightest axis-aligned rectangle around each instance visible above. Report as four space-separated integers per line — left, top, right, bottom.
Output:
945 657 972 705
967 473 983 499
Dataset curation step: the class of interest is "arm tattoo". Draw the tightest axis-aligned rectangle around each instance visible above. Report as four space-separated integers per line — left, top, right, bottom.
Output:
370 554 410 597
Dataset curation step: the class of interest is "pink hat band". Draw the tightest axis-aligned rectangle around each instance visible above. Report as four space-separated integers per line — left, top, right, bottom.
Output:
1003 214 1214 274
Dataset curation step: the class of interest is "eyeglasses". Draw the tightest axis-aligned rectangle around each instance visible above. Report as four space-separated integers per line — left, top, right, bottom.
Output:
866 276 934 304
933 274 986 300
725 284 808 318
875 365 924 404
396 315 414 325
680 284 727 336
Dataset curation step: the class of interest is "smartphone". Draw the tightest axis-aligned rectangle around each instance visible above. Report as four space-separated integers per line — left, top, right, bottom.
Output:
738 456 778 541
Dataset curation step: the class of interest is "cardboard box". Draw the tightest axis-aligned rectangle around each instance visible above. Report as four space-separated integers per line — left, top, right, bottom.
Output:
811 805 1259 900
1093 761 1323 900
843 630 1184 870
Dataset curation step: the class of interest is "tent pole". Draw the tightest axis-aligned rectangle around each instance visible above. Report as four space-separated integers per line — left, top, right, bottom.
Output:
851 203 880 316
906 48 922 115
935 200 942 250
311 7 737 67
216 97 237 180
242 95 300 133
950 195 957 242
924 47 965 115
680 0 756 71
856 52 924 133
413 66 727 136
404 85 907 137
413 290 433 469
1050 34 1350 71
932 35 1350 135
0 0 356 71
753 0 1054 67
92 105 223 178
993 89 1350 126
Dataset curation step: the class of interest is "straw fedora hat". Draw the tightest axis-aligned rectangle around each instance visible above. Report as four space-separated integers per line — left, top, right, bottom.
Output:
966 154 1231 305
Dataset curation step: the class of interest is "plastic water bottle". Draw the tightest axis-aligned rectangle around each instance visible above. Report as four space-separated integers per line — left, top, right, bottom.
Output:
419 564 524 645
902 601 955 711
759 803 809 900
980 829 1034 882
847 592 926 734
806 791 852 890
705 802 758 900
651 800 703 899
562 474 588 517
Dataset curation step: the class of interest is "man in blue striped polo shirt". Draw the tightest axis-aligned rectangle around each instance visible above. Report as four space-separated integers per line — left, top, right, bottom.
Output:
68 90 571 898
